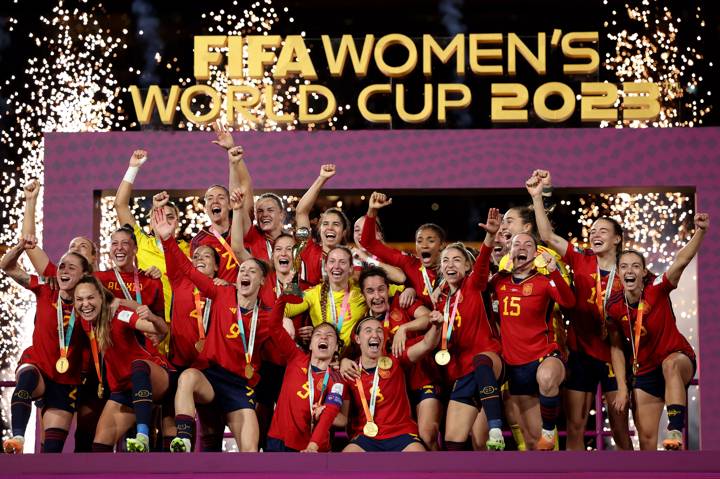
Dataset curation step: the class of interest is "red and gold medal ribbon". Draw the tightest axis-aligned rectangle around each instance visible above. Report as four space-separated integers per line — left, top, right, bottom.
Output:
210 227 240 268
88 328 103 387
193 288 207 342
632 301 645 372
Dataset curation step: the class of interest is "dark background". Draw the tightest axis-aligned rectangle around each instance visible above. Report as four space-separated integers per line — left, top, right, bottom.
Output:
0 0 717 132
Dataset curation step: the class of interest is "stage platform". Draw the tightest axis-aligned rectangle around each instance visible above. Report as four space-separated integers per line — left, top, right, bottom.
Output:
2 452 720 478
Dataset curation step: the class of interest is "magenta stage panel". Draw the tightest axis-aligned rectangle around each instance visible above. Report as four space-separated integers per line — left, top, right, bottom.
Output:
2 451 720 477
43 128 720 448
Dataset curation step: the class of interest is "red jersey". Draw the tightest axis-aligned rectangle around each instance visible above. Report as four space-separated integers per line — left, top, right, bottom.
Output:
244 225 273 262
164 249 210 369
606 273 695 375
191 226 238 283
267 302 347 451
434 245 502 382
19 276 88 385
299 238 325 287
92 306 169 392
491 269 575 366
259 271 311 341
381 295 441 392
95 270 165 319
347 354 418 440
360 215 440 308
163 237 271 386
562 243 622 362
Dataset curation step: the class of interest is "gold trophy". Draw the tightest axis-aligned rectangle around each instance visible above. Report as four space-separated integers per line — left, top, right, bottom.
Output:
284 226 310 297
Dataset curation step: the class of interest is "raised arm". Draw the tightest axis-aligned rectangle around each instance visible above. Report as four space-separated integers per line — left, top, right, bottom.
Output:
20 180 51 274
0 240 34 288
666 213 709 286
543 252 576 309
212 122 254 234
295 164 336 230
153 208 217 299
360 192 411 269
266 296 304 364
466 207 500 292
229 188 252 262
526 170 568 254
113 149 147 228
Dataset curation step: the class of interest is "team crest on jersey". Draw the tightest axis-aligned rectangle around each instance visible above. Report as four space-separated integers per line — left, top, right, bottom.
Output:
390 310 403 323
379 368 391 379
500 285 507 291
522 284 533 296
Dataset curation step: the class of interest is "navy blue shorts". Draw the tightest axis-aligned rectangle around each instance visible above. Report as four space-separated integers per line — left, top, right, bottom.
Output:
409 384 439 406
109 390 133 408
255 362 285 406
450 361 504 407
633 353 697 400
351 433 424 452
507 351 563 396
450 372 481 407
565 350 619 394
202 364 256 414
76 373 109 403
38 375 78 413
265 437 299 452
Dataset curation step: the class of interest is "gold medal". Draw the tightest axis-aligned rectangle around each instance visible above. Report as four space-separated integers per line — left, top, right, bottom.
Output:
97 384 104 399
534 254 550 269
378 356 392 370
195 339 205 352
435 349 451 366
363 421 379 437
56 357 70 374
245 364 254 379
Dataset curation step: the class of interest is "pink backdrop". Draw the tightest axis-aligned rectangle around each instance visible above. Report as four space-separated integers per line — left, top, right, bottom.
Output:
44 127 720 448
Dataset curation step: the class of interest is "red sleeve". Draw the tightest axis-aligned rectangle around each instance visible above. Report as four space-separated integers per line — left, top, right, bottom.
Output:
161 237 217 299
43 262 57 278
360 215 414 271
164 241 186 288
266 298 304 365
561 241 582 268
547 269 575 309
467 244 492 292
655 273 677 296
25 274 41 292
309 380 345 447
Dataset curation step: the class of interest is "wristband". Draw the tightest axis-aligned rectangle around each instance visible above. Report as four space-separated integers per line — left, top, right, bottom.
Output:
365 256 380 267
123 166 139 184
541 186 553 197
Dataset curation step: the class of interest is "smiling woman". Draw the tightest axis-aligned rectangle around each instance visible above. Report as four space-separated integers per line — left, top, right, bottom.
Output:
94 184 701 450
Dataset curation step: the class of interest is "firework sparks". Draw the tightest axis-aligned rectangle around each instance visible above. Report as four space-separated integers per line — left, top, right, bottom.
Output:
603 1 712 127
0 0 129 440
